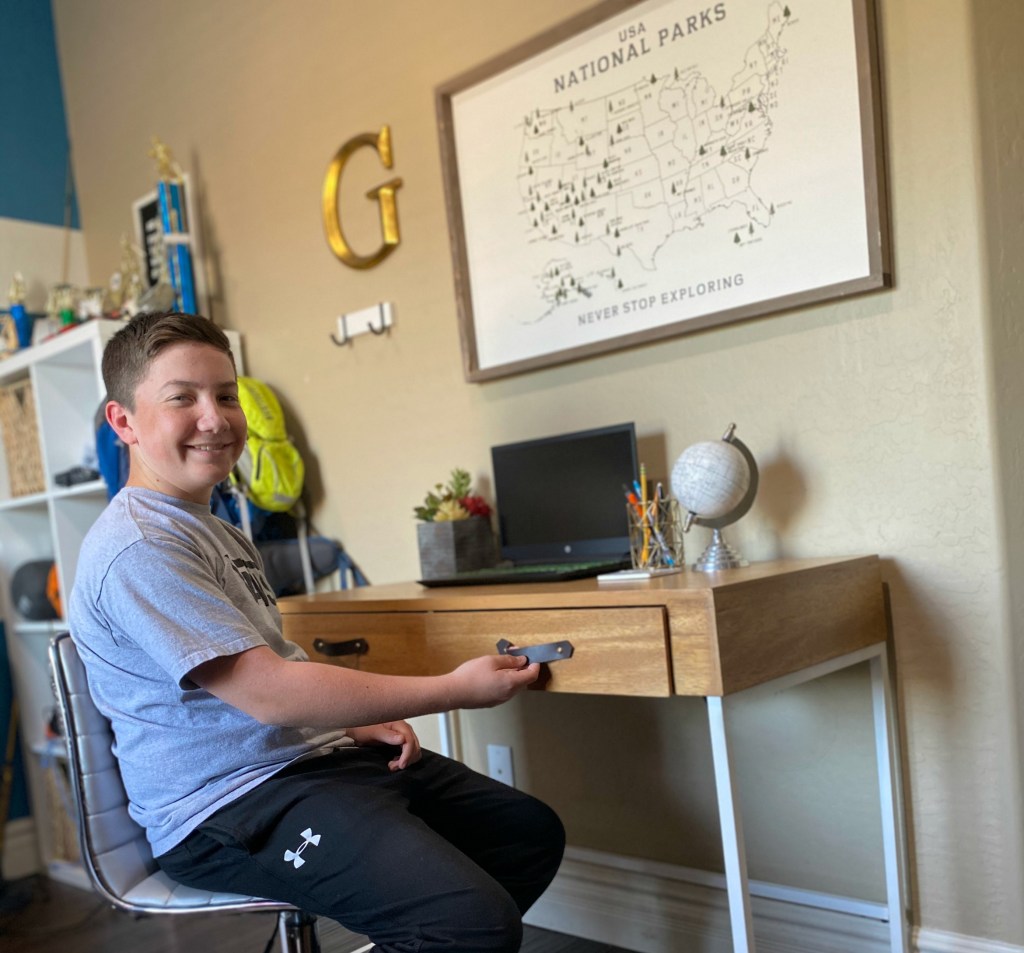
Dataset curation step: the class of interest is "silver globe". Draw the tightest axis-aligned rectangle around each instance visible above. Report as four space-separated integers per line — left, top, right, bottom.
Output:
670 424 758 572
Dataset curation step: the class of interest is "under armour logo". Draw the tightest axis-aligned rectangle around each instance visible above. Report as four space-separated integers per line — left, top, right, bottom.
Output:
283 828 321 868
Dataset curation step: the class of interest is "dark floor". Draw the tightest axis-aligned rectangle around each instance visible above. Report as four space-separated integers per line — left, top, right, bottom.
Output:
0 875 630 953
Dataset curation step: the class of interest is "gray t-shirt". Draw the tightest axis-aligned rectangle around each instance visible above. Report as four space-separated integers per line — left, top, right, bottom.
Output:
68 487 352 856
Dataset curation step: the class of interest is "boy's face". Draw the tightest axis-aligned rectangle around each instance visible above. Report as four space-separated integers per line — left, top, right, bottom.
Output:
106 341 246 504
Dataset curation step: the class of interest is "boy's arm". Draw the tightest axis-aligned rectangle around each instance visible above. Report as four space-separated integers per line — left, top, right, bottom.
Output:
190 645 539 728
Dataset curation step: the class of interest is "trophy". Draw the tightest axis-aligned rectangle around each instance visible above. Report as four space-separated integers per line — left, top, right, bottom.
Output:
0 317 15 358
149 137 197 314
53 283 77 327
8 272 32 348
116 234 156 318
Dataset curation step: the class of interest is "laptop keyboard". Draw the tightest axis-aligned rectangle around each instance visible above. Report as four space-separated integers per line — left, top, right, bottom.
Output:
419 559 630 588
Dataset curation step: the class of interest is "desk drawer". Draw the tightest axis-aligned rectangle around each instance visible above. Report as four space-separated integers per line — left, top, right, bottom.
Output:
284 607 672 697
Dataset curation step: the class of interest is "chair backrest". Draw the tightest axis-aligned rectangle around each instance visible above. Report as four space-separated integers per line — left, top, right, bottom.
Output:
49 632 159 910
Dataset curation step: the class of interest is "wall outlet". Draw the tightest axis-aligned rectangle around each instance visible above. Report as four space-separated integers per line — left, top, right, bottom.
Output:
486 744 515 787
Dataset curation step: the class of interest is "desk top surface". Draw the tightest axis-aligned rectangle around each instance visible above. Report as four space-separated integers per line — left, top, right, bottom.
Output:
279 555 879 614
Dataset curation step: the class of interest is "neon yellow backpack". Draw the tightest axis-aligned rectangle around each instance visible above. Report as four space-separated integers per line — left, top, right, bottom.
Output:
233 376 304 512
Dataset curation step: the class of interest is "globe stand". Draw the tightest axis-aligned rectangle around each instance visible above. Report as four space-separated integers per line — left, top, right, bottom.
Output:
694 528 749 572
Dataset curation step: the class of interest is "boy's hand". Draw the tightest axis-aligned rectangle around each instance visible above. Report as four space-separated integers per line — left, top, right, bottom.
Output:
448 653 541 709
347 721 421 770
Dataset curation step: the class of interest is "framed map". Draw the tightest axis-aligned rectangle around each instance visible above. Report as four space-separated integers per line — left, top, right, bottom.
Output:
436 0 890 381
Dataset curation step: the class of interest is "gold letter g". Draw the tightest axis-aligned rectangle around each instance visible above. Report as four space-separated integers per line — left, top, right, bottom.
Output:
322 125 403 269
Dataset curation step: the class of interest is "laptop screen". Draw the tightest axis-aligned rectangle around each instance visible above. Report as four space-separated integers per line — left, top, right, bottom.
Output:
490 423 638 564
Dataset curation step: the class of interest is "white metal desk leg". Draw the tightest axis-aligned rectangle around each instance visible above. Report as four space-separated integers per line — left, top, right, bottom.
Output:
707 696 756 953
870 650 909 953
437 710 459 760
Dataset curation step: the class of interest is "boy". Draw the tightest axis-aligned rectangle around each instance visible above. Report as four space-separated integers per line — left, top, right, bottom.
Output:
69 311 564 953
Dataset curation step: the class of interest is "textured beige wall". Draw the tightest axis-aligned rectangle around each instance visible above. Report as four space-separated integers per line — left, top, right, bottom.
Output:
51 0 1024 943
973 0 1024 942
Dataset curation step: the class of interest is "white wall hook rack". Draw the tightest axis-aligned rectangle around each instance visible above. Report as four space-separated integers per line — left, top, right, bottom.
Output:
331 302 393 346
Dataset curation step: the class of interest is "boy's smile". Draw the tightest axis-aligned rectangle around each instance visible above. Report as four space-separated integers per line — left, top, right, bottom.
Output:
107 341 247 504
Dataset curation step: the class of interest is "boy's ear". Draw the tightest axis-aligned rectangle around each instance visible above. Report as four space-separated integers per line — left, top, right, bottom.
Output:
105 400 139 445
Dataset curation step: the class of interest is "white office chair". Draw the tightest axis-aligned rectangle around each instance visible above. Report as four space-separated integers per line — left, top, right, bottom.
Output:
48 632 371 953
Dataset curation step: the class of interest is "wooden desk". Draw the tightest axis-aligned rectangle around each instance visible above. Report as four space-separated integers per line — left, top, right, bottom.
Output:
280 556 907 953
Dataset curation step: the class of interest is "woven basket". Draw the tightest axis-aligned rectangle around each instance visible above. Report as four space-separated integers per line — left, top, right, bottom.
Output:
0 378 45 497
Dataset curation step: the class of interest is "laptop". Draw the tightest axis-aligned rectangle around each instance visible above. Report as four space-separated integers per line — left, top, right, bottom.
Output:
419 422 637 587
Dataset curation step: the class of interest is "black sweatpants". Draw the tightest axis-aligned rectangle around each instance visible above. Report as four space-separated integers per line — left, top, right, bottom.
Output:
157 747 565 953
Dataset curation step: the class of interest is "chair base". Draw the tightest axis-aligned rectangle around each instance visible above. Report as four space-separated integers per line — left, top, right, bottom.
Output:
279 910 321 953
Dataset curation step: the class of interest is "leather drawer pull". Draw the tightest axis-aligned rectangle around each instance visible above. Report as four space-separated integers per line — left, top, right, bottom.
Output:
496 638 574 664
312 637 369 658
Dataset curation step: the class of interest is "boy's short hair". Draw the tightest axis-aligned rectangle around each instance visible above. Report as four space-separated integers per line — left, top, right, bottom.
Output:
102 311 235 410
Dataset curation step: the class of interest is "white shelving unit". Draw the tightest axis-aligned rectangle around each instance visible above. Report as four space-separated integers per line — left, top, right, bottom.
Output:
0 318 242 886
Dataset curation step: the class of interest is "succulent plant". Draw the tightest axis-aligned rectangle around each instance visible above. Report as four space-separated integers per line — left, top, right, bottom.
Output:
414 468 492 522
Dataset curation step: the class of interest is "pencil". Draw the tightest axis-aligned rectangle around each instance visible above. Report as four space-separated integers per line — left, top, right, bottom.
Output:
640 462 649 565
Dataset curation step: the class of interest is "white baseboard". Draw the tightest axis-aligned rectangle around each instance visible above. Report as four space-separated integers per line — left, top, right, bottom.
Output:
2 817 42 881
525 847 1022 953
916 932 1024 953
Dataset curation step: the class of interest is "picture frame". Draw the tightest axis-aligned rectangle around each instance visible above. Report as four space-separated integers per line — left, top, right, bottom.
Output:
132 190 164 291
436 0 890 381
132 172 209 316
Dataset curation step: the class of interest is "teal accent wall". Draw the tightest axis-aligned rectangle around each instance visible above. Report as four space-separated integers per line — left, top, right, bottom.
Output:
0 0 80 228
0 0 78 825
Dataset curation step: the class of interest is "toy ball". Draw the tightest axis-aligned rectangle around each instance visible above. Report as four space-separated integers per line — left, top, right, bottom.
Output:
11 560 59 621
